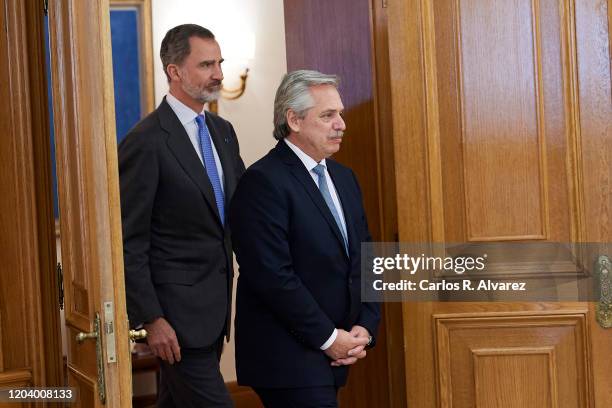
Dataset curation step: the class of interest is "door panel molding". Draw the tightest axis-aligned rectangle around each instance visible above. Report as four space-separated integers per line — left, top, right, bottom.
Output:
0 0 62 390
419 0 588 245
435 312 590 408
396 0 592 279
472 347 558 408
457 0 549 241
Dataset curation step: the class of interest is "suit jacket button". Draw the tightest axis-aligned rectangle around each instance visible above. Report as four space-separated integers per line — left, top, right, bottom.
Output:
348 278 353 284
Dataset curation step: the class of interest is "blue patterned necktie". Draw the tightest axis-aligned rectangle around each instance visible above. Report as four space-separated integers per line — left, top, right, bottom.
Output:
312 164 348 254
195 114 225 225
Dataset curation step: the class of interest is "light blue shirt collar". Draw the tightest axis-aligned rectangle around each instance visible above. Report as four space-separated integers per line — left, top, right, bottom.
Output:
166 93 205 126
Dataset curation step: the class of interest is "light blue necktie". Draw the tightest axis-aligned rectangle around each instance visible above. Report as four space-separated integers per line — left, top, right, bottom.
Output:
195 114 224 225
312 164 348 254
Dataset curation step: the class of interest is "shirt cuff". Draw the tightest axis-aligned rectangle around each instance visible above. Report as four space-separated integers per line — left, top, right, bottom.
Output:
319 328 338 350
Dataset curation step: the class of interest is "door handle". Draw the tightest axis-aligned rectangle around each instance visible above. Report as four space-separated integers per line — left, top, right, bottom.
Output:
595 255 611 329
75 330 97 343
75 312 106 403
129 328 147 341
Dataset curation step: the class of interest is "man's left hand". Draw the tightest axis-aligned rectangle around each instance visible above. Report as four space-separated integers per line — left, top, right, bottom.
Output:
331 325 370 367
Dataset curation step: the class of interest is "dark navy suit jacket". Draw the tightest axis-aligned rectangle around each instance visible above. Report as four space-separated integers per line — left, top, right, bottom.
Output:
229 140 380 388
119 98 245 348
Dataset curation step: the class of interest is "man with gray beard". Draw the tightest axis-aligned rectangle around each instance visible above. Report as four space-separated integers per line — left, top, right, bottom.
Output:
119 24 244 407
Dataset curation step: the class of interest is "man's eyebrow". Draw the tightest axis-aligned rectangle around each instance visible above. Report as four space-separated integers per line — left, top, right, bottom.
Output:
200 58 224 65
320 108 341 115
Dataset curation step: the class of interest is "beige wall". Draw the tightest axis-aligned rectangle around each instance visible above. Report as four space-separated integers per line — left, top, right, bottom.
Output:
151 0 287 382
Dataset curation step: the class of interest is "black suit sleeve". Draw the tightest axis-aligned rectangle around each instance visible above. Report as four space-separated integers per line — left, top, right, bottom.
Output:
351 170 381 345
230 169 336 350
119 131 163 327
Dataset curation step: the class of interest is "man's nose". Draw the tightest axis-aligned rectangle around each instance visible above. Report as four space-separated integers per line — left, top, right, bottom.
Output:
334 115 346 131
212 64 224 81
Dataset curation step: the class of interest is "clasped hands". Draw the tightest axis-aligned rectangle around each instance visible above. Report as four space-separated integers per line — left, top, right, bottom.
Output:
324 325 370 367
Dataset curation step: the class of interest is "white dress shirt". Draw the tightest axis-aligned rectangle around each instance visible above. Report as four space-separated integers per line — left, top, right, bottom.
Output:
284 138 348 350
166 93 224 191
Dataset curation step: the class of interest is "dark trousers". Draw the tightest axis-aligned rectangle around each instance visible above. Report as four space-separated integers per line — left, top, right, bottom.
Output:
254 386 338 408
157 339 233 408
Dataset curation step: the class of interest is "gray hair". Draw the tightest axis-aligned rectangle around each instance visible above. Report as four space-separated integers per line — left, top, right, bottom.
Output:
160 24 215 83
273 70 339 140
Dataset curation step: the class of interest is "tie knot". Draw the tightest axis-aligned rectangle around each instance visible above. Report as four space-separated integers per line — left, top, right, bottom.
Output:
312 164 326 177
195 114 205 127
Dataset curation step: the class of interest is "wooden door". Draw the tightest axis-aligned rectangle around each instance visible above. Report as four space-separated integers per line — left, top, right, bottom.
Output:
48 0 132 406
383 0 612 406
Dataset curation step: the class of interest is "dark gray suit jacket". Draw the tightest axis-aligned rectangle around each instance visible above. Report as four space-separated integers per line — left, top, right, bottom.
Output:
119 98 245 348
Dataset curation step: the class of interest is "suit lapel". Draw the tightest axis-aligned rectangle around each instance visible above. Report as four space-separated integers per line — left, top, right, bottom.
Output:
159 99 223 227
277 142 349 259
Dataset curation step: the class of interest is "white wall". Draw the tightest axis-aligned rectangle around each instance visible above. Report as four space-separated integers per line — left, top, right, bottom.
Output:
152 0 286 167
151 0 287 382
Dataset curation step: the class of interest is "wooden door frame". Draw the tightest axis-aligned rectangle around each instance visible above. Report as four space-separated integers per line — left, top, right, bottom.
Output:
369 0 408 405
23 0 65 388
0 0 63 390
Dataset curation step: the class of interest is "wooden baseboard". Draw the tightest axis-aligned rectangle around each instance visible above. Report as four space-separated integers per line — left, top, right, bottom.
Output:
227 381 263 408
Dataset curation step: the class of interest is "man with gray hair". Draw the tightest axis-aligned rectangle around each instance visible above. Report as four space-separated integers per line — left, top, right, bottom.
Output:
120 24 244 407
229 70 380 407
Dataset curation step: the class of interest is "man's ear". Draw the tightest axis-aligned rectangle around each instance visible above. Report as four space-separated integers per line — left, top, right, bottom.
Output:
286 109 301 133
167 64 181 82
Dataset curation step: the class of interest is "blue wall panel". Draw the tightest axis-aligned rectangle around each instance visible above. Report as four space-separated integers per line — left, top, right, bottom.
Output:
110 9 142 143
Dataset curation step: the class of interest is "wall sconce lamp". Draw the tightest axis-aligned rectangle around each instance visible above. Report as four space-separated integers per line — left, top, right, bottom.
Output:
208 68 249 114
221 68 249 100
207 29 255 114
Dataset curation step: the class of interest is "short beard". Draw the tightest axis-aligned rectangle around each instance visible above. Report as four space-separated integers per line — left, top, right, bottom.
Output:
181 82 221 104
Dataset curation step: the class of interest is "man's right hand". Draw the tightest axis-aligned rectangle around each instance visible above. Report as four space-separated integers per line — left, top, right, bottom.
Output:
144 317 181 364
323 329 368 363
